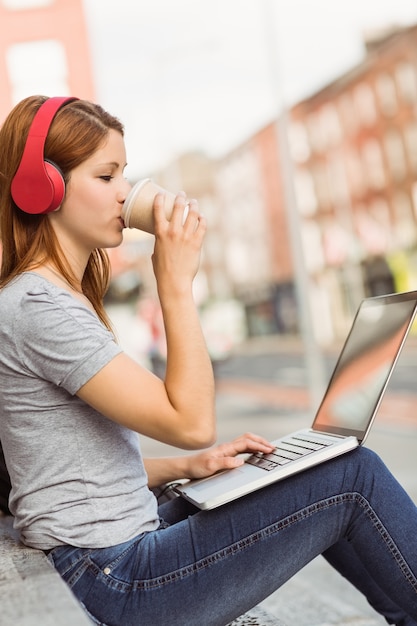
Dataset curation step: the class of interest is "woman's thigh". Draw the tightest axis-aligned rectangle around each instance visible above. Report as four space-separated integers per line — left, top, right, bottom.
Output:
51 447 417 626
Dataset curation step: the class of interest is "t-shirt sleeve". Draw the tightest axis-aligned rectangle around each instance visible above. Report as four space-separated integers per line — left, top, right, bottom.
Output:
14 286 123 395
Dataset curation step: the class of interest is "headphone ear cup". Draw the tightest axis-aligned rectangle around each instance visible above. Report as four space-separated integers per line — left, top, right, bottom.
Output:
43 160 65 213
10 96 78 215
11 158 65 214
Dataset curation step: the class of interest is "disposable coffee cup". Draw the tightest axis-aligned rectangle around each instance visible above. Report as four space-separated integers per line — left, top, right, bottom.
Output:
122 178 178 234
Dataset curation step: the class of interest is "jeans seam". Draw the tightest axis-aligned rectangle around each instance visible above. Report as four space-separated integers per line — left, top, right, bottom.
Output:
354 492 417 593
77 492 417 596
101 535 144 571
92 493 357 592
56 548 94 578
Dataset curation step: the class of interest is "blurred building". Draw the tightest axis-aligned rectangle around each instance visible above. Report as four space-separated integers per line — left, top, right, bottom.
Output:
0 0 95 122
208 23 417 342
112 22 417 345
214 125 296 337
288 23 417 341
107 21 417 346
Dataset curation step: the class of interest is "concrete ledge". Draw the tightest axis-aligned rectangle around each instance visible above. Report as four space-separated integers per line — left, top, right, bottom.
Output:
0 516 91 626
228 606 286 625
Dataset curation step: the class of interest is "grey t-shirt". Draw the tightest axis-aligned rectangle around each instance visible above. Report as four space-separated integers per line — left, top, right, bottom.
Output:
0 273 159 550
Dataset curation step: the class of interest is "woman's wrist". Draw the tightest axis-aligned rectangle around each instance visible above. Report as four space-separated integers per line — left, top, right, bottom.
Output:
145 455 194 488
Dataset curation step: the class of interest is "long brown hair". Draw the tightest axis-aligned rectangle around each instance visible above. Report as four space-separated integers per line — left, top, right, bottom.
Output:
0 95 125 330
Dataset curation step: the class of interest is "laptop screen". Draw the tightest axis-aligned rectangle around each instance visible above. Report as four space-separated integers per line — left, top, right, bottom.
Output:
312 291 417 441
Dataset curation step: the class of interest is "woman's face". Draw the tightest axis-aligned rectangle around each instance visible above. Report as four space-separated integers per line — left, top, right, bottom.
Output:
49 129 131 257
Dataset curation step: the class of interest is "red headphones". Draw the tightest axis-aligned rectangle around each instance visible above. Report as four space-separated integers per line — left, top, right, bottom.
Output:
11 96 79 215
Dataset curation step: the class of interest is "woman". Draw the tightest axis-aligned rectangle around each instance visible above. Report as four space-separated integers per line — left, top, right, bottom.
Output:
0 95 416 626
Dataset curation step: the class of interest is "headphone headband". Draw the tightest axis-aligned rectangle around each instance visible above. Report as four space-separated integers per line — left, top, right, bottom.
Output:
11 96 79 215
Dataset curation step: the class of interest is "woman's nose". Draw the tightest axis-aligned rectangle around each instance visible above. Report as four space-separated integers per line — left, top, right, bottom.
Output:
118 179 132 204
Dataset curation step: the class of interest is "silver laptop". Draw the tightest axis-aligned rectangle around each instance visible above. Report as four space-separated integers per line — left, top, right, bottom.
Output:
176 290 417 510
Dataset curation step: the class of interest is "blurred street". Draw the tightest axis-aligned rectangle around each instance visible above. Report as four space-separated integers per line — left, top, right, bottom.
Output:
140 334 417 625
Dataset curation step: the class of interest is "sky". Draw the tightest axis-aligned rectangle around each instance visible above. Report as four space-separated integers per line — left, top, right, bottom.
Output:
83 0 417 180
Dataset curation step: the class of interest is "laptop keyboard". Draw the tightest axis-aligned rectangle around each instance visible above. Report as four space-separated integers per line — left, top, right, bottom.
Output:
246 433 334 471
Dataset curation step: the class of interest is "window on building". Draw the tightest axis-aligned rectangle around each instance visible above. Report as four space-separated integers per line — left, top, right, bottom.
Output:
392 190 416 248
6 39 69 104
321 219 351 266
319 104 341 147
327 153 350 206
384 129 407 182
375 72 398 117
301 220 324 273
344 148 366 197
288 121 310 163
303 107 341 153
337 93 357 136
311 162 332 209
352 82 377 127
403 121 417 175
370 198 391 249
355 201 390 255
395 61 417 105
2 0 53 8
294 168 317 216
306 112 325 154
362 139 386 190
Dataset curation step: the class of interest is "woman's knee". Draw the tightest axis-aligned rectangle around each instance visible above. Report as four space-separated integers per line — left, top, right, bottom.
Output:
340 446 395 497
353 446 382 468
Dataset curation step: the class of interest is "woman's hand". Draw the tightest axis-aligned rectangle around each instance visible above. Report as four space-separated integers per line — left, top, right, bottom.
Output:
183 433 275 480
144 434 275 488
152 192 206 298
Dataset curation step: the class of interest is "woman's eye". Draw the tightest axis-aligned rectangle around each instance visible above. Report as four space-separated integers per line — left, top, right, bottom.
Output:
99 175 113 182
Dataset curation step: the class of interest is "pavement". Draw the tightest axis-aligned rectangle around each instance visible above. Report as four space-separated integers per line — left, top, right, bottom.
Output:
140 335 417 625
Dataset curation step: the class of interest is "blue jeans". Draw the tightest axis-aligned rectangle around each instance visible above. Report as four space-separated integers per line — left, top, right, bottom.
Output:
48 448 417 626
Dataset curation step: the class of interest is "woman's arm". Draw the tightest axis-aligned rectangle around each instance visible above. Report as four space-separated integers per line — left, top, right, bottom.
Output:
77 194 216 450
